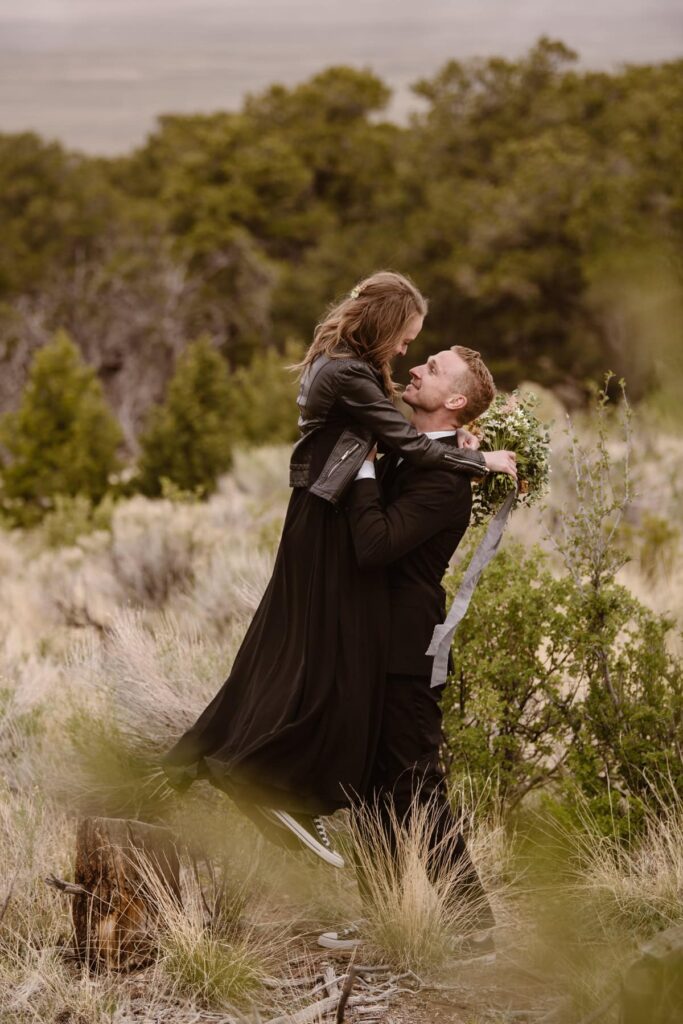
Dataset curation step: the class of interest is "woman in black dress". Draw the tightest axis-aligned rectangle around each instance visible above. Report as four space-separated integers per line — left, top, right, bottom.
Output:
162 272 496 864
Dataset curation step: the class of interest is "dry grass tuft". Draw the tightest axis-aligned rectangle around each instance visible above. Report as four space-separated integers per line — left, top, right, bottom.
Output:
138 857 274 1010
561 793 683 935
348 792 507 971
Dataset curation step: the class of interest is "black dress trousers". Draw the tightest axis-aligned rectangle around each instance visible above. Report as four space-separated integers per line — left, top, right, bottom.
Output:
353 672 495 930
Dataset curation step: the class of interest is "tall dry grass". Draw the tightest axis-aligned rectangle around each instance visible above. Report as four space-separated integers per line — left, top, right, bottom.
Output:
347 788 510 972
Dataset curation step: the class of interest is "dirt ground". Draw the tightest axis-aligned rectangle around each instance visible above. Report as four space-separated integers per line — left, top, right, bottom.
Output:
286 930 547 1024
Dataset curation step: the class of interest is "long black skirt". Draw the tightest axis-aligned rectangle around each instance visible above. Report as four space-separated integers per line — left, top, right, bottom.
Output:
162 487 390 815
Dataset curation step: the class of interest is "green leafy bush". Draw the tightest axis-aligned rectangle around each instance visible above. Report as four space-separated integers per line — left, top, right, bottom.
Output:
39 493 115 548
442 541 578 808
0 330 122 526
444 382 683 832
443 539 683 832
137 337 234 496
230 340 302 446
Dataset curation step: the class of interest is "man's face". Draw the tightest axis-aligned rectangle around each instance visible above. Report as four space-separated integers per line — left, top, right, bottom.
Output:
391 312 425 358
403 349 469 416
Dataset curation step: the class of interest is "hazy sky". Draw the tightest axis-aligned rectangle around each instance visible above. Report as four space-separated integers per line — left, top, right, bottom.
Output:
1 0 681 153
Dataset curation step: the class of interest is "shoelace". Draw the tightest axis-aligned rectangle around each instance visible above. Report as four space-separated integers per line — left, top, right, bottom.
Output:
313 816 331 849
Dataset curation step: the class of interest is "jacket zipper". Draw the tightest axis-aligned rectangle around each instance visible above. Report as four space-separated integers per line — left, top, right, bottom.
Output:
325 441 361 480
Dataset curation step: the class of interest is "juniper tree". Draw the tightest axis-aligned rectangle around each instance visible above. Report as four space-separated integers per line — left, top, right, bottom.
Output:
0 330 122 526
137 337 234 496
231 341 301 446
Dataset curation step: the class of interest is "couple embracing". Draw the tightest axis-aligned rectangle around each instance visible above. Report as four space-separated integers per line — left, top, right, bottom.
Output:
162 271 517 954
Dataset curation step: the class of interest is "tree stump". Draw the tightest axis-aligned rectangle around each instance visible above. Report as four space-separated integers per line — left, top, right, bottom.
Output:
72 816 181 970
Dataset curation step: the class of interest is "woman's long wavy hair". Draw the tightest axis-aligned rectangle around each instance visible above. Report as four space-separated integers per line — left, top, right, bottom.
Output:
295 271 428 397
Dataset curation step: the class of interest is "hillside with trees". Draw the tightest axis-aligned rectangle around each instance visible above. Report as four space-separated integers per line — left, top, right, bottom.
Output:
0 38 680 461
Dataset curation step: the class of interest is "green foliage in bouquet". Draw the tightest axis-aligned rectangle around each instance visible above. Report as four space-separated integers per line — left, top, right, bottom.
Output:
470 390 551 524
0 330 122 526
137 337 234 497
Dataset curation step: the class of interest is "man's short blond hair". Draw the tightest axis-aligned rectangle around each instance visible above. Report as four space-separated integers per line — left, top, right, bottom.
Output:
450 345 496 423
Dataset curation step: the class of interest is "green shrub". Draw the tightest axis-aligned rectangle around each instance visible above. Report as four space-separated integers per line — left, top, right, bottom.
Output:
137 337 234 496
444 381 683 833
0 330 122 526
230 340 302 445
39 493 114 548
563 593 683 836
442 541 578 809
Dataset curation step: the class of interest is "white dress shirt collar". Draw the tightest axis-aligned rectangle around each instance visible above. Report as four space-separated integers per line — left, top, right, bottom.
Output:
423 430 457 440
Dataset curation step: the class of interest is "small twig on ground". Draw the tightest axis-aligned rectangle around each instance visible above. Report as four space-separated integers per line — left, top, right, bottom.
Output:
263 975 317 989
323 964 340 998
353 965 392 973
306 972 348 1000
189 850 213 923
336 965 358 1023
393 969 423 989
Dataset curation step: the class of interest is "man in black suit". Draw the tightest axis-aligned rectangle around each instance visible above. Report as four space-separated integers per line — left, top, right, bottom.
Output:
318 345 516 955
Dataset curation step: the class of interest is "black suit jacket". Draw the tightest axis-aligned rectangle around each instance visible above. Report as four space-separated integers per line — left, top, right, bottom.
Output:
345 434 472 678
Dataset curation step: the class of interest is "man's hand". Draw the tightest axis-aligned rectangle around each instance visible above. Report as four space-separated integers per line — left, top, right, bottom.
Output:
483 450 517 480
367 444 378 462
456 428 481 451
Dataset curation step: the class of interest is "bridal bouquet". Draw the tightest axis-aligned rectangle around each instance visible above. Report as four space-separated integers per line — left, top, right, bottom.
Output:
470 390 551 524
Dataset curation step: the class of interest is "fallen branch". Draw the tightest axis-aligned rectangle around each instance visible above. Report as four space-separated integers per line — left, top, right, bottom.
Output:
266 994 342 1024
44 874 93 898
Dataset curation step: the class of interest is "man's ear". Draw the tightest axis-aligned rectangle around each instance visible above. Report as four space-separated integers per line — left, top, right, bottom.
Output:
445 393 468 413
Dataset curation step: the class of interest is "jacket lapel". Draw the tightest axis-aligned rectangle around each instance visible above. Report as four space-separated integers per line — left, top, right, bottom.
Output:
377 452 400 486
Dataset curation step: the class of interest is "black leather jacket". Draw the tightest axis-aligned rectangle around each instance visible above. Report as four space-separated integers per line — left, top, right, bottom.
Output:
289 354 488 505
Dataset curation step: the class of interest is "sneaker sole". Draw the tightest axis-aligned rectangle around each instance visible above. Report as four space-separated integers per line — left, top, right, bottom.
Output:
261 809 345 869
317 934 360 950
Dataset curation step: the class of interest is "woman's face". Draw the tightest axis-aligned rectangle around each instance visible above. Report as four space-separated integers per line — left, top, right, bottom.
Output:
392 312 425 359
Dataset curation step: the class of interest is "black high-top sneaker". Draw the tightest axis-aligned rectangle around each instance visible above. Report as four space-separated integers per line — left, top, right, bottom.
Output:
258 808 345 868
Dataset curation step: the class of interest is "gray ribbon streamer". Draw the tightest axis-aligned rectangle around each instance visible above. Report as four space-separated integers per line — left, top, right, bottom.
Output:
426 486 518 688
